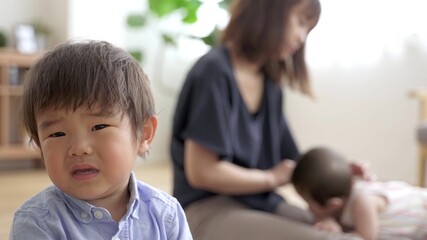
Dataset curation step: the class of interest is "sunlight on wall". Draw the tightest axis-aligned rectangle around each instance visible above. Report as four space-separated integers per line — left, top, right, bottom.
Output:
145 0 427 70
307 0 427 68
145 0 229 38
67 0 427 68
68 0 144 47
184 0 229 38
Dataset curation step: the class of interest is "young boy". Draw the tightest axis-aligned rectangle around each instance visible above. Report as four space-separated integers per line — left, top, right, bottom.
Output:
291 147 427 240
10 40 192 239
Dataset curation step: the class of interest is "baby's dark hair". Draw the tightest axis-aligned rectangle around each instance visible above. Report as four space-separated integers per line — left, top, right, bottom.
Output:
21 40 155 148
291 147 353 206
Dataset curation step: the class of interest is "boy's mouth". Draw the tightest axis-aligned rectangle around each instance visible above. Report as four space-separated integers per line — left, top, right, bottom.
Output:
71 164 99 180
72 168 99 175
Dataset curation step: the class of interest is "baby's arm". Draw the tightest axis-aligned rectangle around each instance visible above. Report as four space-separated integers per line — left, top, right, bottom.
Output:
351 193 379 240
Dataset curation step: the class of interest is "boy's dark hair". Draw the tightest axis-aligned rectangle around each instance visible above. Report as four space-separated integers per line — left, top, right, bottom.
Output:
221 0 321 95
291 147 353 206
21 40 155 148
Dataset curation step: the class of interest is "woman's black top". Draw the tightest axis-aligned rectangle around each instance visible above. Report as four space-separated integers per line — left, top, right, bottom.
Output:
170 45 299 212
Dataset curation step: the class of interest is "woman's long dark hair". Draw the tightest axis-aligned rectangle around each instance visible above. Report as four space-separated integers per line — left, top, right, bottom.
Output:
221 0 321 95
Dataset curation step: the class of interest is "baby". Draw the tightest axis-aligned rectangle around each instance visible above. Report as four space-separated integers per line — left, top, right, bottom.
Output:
291 147 427 240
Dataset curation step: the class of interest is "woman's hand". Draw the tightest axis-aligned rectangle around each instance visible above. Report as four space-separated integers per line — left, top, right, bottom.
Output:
266 159 296 188
350 161 377 181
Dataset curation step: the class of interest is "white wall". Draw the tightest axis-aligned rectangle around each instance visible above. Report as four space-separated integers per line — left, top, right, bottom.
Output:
1 0 426 185
287 42 427 184
288 0 427 184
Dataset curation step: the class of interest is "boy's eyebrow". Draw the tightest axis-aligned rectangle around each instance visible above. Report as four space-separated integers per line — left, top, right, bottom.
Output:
86 110 116 118
38 117 63 130
37 110 117 130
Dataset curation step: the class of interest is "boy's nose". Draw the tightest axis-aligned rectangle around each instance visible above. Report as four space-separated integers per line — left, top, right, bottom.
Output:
68 137 93 157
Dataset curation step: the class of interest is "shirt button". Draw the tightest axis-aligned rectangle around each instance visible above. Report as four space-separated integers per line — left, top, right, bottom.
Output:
80 212 89 220
94 210 103 219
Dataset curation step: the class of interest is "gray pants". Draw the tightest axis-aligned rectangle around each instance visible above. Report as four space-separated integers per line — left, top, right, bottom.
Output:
185 196 362 240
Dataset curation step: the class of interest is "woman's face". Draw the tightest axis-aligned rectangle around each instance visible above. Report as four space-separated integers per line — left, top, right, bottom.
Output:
281 0 318 60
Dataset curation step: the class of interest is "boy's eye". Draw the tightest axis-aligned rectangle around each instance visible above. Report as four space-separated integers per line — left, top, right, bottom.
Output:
49 132 65 138
92 124 109 131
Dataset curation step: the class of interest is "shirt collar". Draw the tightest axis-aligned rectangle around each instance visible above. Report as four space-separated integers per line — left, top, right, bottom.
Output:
55 172 140 223
126 172 140 219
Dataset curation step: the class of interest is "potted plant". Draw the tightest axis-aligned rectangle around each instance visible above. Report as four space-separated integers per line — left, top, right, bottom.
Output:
0 30 6 48
31 21 50 50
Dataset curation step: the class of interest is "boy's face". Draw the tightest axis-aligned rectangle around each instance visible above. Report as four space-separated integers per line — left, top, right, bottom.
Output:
35 107 149 203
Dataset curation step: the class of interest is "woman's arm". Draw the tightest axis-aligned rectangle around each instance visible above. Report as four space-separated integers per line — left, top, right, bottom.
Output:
351 193 379 240
184 139 295 195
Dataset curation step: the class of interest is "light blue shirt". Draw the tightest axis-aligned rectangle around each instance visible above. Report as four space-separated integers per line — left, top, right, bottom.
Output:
10 172 192 240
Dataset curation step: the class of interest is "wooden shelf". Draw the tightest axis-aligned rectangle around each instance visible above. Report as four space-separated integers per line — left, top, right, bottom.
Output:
0 145 40 161
0 49 41 67
0 86 24 96
0 48 43 165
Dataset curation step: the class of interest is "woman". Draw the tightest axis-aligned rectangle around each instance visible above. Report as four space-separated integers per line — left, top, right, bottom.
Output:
171 0 362 239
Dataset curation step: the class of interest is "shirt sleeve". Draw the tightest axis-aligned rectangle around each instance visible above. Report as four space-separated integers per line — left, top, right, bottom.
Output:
177 59 234 159
166 198 193 240
10 211 53 240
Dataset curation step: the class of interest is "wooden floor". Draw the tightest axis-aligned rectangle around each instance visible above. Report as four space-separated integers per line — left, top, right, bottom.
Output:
0 159 305 239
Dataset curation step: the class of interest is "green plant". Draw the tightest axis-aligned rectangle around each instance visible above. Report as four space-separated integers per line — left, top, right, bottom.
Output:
31 21 50 37
126 0 231 95
127 0 231 47
0 31 6 47
148 0 201 23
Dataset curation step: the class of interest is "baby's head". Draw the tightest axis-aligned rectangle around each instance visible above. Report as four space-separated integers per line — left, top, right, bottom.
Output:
291 147 353 220
21 40 155 148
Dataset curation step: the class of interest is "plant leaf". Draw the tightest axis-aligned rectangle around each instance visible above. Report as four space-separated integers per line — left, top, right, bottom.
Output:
126 14 147 28
219 0 232 11
129 50 144 63
201 27 221 47
161 33 176 46
180 0 201 23
149 0 179 17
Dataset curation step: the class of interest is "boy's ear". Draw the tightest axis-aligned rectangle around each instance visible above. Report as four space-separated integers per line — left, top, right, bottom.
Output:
326 197 344 211
138 116 158 154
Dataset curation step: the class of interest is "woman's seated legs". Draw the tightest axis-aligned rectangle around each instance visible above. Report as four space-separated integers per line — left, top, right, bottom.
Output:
185 196 362 240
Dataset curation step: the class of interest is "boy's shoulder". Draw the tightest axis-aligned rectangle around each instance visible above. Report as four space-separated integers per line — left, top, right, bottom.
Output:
15 185 62 215
133 179 186 225
136 180 178 206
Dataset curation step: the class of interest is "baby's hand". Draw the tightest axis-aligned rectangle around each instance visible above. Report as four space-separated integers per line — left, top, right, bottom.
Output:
314 218 342 233
350 160 377 181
